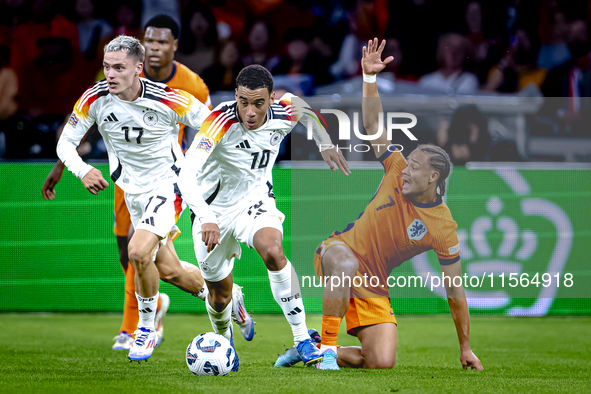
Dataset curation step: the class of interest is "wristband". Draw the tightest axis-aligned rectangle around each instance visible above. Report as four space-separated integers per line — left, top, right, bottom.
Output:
363 73 377 83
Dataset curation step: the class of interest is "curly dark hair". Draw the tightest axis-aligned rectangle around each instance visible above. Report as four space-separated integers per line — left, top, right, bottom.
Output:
236 65 274 94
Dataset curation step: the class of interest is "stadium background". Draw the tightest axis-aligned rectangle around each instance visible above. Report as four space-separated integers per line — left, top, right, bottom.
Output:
0 0 590 317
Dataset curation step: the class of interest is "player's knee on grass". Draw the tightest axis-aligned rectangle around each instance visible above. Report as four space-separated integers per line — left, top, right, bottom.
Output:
361 346 396 369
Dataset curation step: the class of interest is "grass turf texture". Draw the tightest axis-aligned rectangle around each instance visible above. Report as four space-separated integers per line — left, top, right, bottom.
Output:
1 314 589 393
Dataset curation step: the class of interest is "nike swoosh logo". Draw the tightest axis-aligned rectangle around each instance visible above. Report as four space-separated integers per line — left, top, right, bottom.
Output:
324 330 337 335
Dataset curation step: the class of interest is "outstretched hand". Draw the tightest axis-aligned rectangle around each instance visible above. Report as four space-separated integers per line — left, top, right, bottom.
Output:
321 146 350 175
460 349 484 370
361 38 394 76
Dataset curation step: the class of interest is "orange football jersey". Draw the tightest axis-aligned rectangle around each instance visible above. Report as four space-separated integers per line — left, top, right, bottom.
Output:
324 149 461 280
141 61 211 152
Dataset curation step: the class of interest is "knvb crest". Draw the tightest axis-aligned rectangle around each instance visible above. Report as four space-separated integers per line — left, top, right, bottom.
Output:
407 219 428 241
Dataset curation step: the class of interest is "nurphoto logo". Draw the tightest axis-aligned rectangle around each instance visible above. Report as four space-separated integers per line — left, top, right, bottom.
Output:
304 108 418 153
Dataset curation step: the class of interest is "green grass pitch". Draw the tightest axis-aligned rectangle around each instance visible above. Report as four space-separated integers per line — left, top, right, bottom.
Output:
1 314 589 393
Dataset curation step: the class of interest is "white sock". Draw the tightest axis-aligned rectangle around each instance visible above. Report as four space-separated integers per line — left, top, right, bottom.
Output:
205 297 232 341
196 282 209 301
179 260 209 300
268 260 309 342
320 344 338 353
136 292 158 331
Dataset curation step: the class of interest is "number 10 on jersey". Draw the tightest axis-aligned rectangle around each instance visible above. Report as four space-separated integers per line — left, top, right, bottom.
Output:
251 150 270 169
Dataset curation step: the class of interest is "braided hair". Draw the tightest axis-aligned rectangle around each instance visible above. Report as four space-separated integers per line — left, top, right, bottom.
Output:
417 144 451 198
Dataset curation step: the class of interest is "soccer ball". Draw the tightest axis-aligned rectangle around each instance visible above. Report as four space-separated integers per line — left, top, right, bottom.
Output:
186 333 236 376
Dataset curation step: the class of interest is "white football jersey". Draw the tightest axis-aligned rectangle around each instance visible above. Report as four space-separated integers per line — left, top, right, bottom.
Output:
180 92 331 215
57 78 210 195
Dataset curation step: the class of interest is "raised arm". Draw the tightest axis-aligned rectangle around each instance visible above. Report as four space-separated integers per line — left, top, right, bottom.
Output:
361 38 393 158
440 260 484 370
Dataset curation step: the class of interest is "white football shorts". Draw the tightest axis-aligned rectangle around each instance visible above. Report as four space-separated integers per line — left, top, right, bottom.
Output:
125 177 184 240
192 196 285 282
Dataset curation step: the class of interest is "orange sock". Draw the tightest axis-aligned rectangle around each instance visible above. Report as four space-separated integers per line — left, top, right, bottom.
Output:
119 263 139 334
321 315 342 346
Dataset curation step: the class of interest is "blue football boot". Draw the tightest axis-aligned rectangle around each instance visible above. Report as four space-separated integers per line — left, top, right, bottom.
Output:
296 338 323 366
274 328 322 367
274 346 301 367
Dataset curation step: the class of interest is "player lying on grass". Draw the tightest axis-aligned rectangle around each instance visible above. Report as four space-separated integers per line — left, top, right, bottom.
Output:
57 35 228 364
44 16 254 353
275 38 483 371
178 64 350 367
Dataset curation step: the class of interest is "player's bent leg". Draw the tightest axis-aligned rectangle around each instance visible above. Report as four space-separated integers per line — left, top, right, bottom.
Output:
320 244 360 352
253 227 323 365
117 230 141 342
127 230 161 362
205 274 239 371
206 275 233 312
127 229 160 297
334 346 364 368
253 227 288 271
155 238 205 295
338 323 397 369
321 244 360 305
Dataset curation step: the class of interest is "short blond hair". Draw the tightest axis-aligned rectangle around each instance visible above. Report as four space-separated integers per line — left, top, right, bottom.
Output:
104 35 145 63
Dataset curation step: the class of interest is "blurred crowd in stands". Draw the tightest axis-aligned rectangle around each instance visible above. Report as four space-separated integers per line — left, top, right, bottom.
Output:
1 0 590 162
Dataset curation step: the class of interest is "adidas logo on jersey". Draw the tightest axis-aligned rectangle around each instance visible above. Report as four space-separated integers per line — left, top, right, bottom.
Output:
235 140 251 149
103 112 118 122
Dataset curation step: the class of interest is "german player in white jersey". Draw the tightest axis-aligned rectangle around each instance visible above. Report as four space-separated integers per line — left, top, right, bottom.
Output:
179 64 350 366
57 35 222 364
